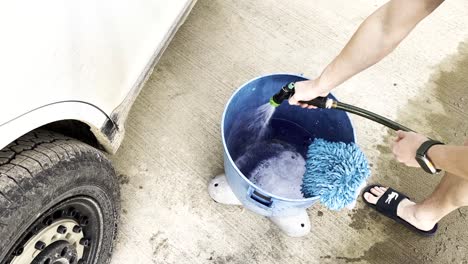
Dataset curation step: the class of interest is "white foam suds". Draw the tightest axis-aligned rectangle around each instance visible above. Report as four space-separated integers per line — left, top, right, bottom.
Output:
248 150 305 199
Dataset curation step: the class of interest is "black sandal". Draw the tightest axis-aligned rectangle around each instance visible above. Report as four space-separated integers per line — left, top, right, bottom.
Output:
362 184 438 237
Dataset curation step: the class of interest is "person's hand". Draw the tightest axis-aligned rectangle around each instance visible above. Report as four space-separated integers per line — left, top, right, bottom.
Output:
288 79 331 109
391 131 428 167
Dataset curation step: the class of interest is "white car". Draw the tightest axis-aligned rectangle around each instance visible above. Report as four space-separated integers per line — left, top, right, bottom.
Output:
0 1 195 263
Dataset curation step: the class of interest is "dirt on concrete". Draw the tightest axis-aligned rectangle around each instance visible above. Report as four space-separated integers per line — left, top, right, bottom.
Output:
109 0 468 263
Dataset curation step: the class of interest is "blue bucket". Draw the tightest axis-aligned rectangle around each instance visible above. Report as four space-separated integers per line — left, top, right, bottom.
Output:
222 73 355 217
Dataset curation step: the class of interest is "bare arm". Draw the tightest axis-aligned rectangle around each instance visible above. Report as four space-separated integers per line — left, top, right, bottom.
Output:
290 0 445 106
428 145 468 179
392 131 468 179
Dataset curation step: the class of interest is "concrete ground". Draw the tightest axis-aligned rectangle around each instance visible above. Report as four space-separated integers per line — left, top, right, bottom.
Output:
109 0 468 263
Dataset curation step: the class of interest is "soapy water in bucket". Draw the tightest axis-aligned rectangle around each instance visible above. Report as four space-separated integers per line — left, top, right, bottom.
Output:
235 141 306 199
229 103 312 199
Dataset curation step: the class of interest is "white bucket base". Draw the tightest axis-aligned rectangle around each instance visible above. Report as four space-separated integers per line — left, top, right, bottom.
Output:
208 174 311 237
208 174 242 205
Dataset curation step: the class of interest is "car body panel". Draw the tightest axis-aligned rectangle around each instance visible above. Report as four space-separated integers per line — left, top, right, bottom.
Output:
0 101 115 152
0 0 196 152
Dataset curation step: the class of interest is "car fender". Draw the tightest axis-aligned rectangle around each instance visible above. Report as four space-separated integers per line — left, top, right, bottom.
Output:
0 101 120 153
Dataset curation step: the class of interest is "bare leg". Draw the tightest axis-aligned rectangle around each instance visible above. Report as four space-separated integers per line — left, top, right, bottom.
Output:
411 172 468 223
364 171 468 231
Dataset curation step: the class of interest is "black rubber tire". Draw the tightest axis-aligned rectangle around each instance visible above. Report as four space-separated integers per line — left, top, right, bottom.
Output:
0 129 119 263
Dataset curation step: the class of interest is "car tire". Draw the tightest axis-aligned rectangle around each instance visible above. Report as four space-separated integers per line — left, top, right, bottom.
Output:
0 129 119 264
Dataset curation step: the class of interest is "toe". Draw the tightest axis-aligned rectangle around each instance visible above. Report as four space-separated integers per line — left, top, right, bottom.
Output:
379 186 388 192
363 185 391 205
364 192 379 205
370 187 382 196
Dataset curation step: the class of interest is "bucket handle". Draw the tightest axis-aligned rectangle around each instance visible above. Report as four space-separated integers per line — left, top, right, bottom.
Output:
248 187 273 208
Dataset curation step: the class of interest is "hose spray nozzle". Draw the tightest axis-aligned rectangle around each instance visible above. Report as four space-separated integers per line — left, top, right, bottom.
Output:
269 82 334 108
269 82 296 107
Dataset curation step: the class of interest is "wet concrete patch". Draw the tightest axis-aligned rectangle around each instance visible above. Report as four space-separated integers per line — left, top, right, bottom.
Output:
348 207 380 231
366 40 468 264
335 256 364 263
423 42 468 142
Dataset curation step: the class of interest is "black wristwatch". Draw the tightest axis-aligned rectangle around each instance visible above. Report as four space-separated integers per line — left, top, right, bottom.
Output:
416 140 444 174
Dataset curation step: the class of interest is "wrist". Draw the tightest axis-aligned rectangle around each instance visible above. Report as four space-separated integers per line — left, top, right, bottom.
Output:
316 73 334 94
318 61 343 93
427 144 444 170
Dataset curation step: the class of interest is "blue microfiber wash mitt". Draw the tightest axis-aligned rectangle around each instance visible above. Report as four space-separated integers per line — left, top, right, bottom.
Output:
301 138 371 210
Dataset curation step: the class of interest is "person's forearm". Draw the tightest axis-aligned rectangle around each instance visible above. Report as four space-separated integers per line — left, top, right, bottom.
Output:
428 145 468 179
317 0 443 90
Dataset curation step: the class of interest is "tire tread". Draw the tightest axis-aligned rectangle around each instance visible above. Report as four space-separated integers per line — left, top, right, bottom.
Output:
0 129 118 263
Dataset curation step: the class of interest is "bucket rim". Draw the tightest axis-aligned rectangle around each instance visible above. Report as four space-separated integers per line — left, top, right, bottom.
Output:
221 73 356 203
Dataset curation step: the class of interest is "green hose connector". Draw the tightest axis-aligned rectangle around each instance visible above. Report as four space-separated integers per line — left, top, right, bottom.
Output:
269 97 280 107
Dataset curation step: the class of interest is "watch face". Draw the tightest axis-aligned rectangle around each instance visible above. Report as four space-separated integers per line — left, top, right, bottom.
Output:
416 155 437 174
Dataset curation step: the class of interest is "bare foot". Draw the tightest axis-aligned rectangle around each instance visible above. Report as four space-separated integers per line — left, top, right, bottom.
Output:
364 186 437 231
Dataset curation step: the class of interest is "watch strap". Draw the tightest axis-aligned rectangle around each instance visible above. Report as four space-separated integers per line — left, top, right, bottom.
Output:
416 140 444 174
417 140 444 157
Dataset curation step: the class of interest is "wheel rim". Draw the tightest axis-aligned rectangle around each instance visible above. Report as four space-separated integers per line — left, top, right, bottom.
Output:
6 196 103 264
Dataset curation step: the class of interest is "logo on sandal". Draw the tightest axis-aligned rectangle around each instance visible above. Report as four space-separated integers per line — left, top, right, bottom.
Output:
385 192 399 204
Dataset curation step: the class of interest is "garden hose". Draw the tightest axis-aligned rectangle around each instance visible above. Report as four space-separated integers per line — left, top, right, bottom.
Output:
269 82 413 132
